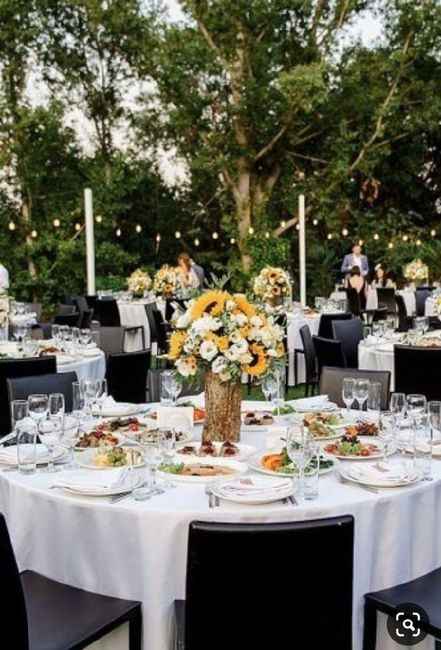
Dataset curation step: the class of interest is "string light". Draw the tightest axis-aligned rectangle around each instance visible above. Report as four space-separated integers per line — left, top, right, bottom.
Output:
265 231 270 239
373 233 379 241
313 219 318 226
8 221 15 231
280 220 286 228
431 229 436 237
248 227 254 235
75 223 81 232
416 239 422 246
53 219 60 228
342 228 348 237
136 224 142 233
116 228 121 237
327 233 333 240
402 235 409 242
194 238 200 247
31 230 37 238
388 242 394 249
156 233 161 243
175 230 181 239
212 232 219 240
230 238 236 244
358 239 364 246
95 215 102 224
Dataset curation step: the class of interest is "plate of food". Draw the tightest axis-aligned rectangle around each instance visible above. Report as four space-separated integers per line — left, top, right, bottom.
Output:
177 440 256 461
210 476 293 505
248 448 336 478
242 411 274 427
157 458 247 483
76 447 144 469
302 412 347 440
324 434 384 460
344 421 379 437
75 425 123 451
121 426 192 446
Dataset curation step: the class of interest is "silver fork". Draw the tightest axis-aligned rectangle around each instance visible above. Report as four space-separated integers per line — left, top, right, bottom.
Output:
205 485 214 508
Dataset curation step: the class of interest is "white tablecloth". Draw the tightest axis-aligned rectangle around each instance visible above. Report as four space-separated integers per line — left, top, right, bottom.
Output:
1 402 440 650
286 314 320 385
57 352 106 383
117 301 151 352
331 289 417 316
358 341 395 389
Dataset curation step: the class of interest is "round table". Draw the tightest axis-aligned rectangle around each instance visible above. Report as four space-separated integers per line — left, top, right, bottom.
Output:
1 403 440 650
358 340 396 389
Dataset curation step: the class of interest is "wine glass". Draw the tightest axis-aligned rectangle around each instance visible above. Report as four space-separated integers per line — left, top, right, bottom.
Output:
342 378 355 415
378 411 395 467
81 379 100 416
80 328 92 347
11 400 29 434
49 393 65 420
354 379 370 411
367 382 381 423
52 324 60 346
406 394 427 427
262 375 278 413
390 393 406 427
132 441 164 501
28 394 48 429
158 429 176 489
286 425 312 501
169 372 182 406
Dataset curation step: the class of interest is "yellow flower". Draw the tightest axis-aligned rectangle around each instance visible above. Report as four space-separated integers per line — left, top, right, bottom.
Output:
245 343 267 376
216 335 229 351
239 325 251 338
276 342 285 358
168 331 187 360
190 290 229 320
233 294 256 318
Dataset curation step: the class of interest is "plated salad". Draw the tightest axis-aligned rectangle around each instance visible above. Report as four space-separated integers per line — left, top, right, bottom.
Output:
325 434 379 458
261 447 334 475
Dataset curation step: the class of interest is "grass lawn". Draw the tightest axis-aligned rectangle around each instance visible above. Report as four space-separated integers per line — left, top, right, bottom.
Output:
242 383 306 401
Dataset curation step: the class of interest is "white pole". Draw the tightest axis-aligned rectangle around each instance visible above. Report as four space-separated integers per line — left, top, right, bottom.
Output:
299 194 306 307
84 188 96 295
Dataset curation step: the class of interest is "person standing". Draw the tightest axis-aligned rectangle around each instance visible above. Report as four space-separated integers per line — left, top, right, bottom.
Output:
341 243 369 277
0 263 9 291
177 253 200 289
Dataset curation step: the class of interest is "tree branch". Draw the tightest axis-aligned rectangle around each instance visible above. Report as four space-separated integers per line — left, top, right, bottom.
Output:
255 124 289 162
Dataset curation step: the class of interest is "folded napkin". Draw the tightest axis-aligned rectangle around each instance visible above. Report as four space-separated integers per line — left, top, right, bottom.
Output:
0 444 48 466
348 463 408 484
216 477 291 498
92 397 143 417
293 395 336 412
51 468 135 493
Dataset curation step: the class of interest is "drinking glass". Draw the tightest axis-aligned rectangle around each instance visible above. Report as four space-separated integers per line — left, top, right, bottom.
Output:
169 372 182 406
90 330 100 348
133 441 164 501
158 429 176 489
71 327 80 351
262 374 278 412
59 417 80 469
354 379 369 411
81 379 100 416
406 394 427 426
160 370 174 405
378 411 395 467
429 401 441 446
303 440 320 501
390 392 406 427
11 399 29 433
28 394 49 430
95 379 108 417
342 378 355 415
49 393 65 420
286 425 312 500
414 414 432 481
52 324 60 345
367 382 381 422
273 369 285 415
38 417 62 473
80 328 92 346
16 419 38 474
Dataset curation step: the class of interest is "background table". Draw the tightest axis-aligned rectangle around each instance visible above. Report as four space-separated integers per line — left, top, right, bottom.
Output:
358 341 395 389
286 313 320 385
1 405 440 650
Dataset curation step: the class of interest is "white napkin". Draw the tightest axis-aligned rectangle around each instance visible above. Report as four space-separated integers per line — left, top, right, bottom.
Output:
0 444 48 466
348 463 408 484
92 397 143 417
217 477 291 498
51 468 134 493
293 395 336 412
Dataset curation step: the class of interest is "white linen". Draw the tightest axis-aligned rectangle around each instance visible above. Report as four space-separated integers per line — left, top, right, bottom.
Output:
58 351 106 383
1 407 440 650
92 397 145 417
286 313 320 385
0 263 9 290
117 301 151 352
358 341 395 390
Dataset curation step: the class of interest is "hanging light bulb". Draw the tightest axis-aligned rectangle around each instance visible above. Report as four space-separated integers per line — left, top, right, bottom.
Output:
248 226 254 235
31 229 37 238
373 233 379 241
156 233 161 243
75 223 81 232
358 239 364 246
416 239 422 246
388 242 394 249
230 237 236 245
194 238 200 247
175 230 181 239
342 228 348 237
402 235 409 242
95 215 102 224
265 231 270 239
327 233 333 240
116 228 121 237
280 220 286 228
212 232 219 240
136 224 142 233
313 219 318 226
431 229 436 237
53 218 60 228
8 221 15 231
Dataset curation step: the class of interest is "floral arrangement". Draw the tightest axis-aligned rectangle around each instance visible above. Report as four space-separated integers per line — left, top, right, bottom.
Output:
433 295 441 319
252 266 291 302
127 269 152 296
168 290 285 382
153 265 181 297
403 259 429 282
0 295 8 327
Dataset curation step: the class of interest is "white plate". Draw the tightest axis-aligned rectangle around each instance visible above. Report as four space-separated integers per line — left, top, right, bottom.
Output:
52 470 144 496
339 466 421 488
248 450 336 478
176 442 256 462
122 426 193 446
76 447 144 470
323 443 389 461
74 432 124 452
211 476 293 505
157 458 247 483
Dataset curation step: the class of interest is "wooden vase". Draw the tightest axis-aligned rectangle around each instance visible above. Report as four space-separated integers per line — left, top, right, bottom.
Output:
202 372 242 442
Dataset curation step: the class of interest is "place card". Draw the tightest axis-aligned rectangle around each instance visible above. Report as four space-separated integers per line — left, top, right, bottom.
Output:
157 406 194 432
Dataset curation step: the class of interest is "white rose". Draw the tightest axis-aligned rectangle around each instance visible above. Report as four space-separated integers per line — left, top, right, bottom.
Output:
176 359 196 377
232 312 248 326
192 315 222 336
232 339 248 356
176 312 191 328
226 300 236 311
229 330 242 343
250 316 263 327
212 356 227 374
200 340 218 361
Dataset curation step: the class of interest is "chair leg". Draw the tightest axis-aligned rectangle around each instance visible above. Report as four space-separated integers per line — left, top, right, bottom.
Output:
129 608 142 650
362 601 377 650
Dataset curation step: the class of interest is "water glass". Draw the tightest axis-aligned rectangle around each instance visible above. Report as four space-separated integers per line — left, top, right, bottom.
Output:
71 327 80 350
286 425 312 500
262 375 278 411
303 441 320 500
49 393 65 420
28 394 49 428
59 417 80 469
16 419 38 474
342 378 355 414
273 370 285 414
38 417 62 473
378 411 395 466
414 414 432 481
52 324 60 345
390 392 406 427
354 379 369 411
406 394 427 426
429 401 441 446
367 382 381 422
81 379 100 416
160 370 174 405
11 399 29 432
80 328 92 346
133 442 164 501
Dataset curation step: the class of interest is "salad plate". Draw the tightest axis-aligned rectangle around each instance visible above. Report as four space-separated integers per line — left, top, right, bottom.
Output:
76 446 144 470
157 458 247 483
324 434 388 460
339 464 421 488
210 476 293 505
248 448 336 478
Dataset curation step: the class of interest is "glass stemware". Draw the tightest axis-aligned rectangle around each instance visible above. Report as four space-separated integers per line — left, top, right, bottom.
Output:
81 379 100 416
168 372 182 406
390 392 406 428
406 394 427 427
354 379 369 411
342 378 355 415
378 411 395 467
367 382 381 423
132 441 164 501
286 425 312 501
262 375 278 412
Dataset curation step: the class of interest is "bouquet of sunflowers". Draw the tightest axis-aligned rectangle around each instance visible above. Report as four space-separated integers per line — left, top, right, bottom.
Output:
403 259 429 282
127 269 152 296
153 265 181 297
168 290 285 382
252 266 291 302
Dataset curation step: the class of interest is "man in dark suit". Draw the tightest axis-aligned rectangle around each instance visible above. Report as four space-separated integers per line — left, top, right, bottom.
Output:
341 243 369 277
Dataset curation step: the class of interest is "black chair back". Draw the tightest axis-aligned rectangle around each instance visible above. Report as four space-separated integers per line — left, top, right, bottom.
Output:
106 351 150 403
415 289 431 317
319 366 391 410
53 313 81 327
153 309 169 353
7 372 77 413
376 288 396 315
94 299 121 327
145 303 158 344
96 326 124 356
345 288 362 316
57 304 76 316
184 517 354 650
299 325 317 384
332 318 363 369
318 313 352 339
395 345 441 400
313 336 346 376
0 515 29 649
395 294 410 332
0 357 56 435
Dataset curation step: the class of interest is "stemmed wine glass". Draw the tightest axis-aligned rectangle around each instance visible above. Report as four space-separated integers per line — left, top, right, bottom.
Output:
342 378 355 415
406 394 427 427
168 372 182 406
286 425 313 501
378 411 395 467
28 394 51 471
390 393 406 427
81 379 100 417
354 379 370 411
132 440 165 501
262 374 278 413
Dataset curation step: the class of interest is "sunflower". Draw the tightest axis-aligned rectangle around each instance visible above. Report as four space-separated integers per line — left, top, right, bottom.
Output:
215 335 229 352
190 290 229 320
271 286 281 296
233 294 256 318
245 343 267 376
276 341 285 358
168 331 187 360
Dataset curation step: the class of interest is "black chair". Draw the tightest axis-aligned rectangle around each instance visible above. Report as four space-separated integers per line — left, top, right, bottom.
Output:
53 313 81 327
106 351 150 403
332 318 364 369
363 568 441 650
294 325 318 396
94 299 145 350
153 309 170 355
7 372 77 413
0 513 142 650
313 336 346 377
173 517 354 650
72 295 93 328
96 326 125 357
318 312 352 339
395 294 413 332
0 357 56 435
57 304 77 316
319 366 391 410
376 288 396 315
415 288 432 317
395 345 441 401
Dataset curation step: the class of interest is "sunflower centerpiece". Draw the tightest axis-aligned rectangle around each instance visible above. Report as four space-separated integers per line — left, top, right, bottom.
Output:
168 290 285 442
252 266 291 307
153 265 181 298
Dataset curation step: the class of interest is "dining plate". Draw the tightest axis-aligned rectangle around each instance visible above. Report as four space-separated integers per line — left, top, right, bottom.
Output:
176 442 256 461
248 450 336 478
157 458 247 483
76 447 144 470
339 465 421 488
210 476 293 505
52 470 144 496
